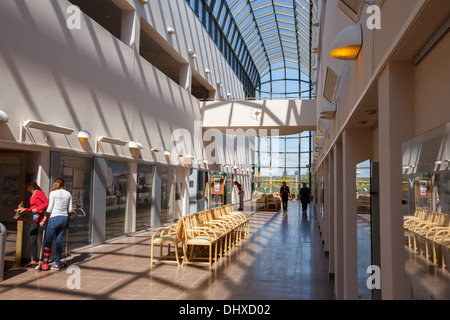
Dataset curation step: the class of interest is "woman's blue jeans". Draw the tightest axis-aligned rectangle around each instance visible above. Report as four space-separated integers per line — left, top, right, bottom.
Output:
44 216 68 266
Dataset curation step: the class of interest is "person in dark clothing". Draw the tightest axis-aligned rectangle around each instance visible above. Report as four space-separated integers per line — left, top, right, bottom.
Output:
280 182 290 213
234 181 244 211
299 183 311 214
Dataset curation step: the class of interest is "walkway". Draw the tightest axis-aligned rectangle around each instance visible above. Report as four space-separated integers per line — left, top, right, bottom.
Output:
0 201 335 300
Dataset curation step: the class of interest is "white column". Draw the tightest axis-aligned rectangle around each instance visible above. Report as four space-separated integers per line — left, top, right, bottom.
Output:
323 157 330 252
342 128 373 300
377 62 414 300
180 64 192 92
328 150 335 276
333 142 344 300
121 9 140 50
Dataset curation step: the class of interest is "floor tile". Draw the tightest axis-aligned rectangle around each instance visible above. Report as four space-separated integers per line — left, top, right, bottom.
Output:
1 201 335 300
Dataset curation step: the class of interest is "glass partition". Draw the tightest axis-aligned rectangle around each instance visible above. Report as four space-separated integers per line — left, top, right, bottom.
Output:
196 170 208 211
61 155 93 249
160 165 175 226
136 164 154 231
105 160 128 240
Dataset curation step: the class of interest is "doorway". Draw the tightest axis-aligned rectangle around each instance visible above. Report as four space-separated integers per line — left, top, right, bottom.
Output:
356 159 381 300
0 153 26 268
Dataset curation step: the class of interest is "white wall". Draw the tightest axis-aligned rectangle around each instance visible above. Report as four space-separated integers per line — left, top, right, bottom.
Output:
0 0 246 166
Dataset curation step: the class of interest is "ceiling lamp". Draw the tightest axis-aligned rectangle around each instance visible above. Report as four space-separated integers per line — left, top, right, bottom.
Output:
0 110 9 123
167 27 175 35
330 24 363 60
78 130 91 141
128 141 143 150
188 50 197 59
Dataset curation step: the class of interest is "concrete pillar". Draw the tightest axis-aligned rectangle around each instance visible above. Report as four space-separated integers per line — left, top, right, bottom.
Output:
328 150 335 277
377 62 414 300
342 128 373 300
125 161 137 233
180 64 192 92
152 164 162 228
92 157 107 245
121 9 140 50
333 142 344 300
323 157 330 253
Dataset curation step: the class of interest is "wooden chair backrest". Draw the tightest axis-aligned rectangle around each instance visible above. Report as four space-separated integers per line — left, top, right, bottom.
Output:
224 205 232 214
211 207 222 220
181 215 194 239
433 212 447 226
176 217 186 242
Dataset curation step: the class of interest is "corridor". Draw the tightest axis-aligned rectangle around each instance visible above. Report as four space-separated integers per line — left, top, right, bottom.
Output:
0 201 334 300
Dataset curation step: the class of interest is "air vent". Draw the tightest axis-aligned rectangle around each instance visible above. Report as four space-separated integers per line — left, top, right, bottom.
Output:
323 67 340 105
337 0 365 22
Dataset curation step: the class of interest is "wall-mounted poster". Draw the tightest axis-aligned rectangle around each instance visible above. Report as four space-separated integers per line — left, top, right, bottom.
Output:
420 180 427 196
415 178 430 199
211 176 224 195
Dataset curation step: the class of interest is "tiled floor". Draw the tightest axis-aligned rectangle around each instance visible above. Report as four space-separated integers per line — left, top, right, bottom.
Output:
0 201 335 300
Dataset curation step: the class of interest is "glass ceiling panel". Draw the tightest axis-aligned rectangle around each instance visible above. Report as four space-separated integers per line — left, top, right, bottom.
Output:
192 0 317 99
225 0 317 98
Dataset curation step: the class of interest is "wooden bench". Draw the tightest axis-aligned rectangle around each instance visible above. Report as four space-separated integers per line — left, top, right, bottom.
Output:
256 194 282 211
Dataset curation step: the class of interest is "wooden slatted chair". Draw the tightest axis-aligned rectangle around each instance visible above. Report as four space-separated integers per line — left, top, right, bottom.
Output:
224 204 250 237
441 234 450 270
424 219 450 268
150 220 184 267
191 211 228 259
406 210 433 251
403 209 427 228
198 210 232 257
415 212 447 257
211 207 240 249
411 212 445 253
182 214 220 269
217 206 246 243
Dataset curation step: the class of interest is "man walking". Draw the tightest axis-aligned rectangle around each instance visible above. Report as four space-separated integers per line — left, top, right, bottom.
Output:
280 182 290 213
299 183 311 214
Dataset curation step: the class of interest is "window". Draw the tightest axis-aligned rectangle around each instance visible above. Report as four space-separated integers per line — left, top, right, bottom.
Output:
253 133 313 194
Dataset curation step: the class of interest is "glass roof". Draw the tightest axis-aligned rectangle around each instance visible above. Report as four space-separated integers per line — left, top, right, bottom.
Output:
193 0 317 99
216 0 318 98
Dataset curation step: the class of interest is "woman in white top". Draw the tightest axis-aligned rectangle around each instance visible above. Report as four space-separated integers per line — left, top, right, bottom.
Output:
40 178 72 271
